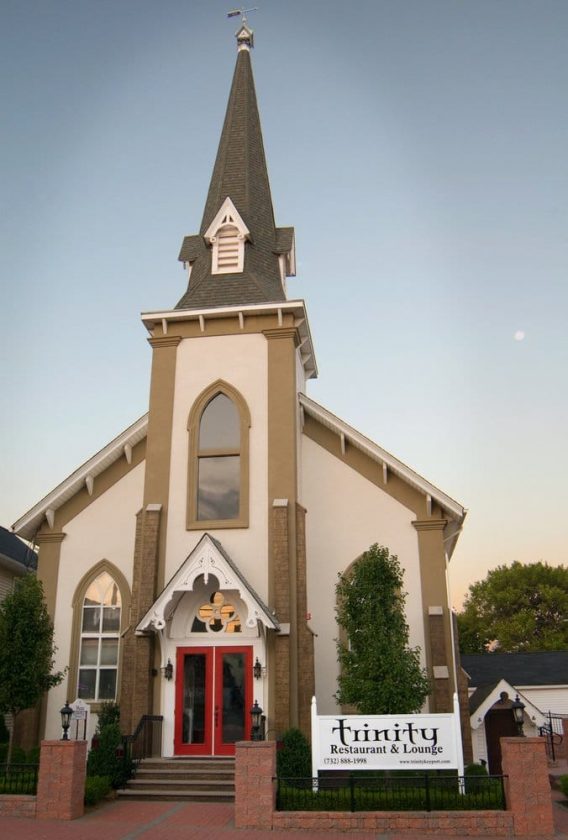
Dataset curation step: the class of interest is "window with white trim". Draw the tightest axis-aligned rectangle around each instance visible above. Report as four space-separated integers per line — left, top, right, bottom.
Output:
77 571 121 701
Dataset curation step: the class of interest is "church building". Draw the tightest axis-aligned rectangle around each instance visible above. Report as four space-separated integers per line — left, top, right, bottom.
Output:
14 22 466 757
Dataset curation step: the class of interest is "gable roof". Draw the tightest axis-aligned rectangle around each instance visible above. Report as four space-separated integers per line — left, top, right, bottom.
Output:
176 43 290 310
462 651 568 688
468 678 546 728
12 414 148 541
136 533 278 635
300 393 466 539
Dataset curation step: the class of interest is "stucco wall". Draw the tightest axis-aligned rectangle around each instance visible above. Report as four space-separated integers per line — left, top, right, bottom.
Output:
300 434 426 715
166 333 269 599
45 462 144 739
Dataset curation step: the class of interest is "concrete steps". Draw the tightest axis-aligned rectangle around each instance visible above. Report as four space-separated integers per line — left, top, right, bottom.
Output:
117 756 235 802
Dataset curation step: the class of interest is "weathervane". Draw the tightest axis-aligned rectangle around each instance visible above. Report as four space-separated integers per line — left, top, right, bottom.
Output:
227 7 258 26
228 6 258 50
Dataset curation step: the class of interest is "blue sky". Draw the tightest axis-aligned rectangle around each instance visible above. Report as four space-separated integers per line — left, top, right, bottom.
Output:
2 0 567 607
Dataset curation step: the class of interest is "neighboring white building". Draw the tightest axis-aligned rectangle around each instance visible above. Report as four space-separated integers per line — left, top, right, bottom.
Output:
463 651 568 771
13 23 466 757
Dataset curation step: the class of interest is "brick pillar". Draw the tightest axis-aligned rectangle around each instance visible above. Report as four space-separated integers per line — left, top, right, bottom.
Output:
120 504 161 734
235 741 276 829
296 503 315 738
501 737 554 836
271 501 291 735
36 740 87 820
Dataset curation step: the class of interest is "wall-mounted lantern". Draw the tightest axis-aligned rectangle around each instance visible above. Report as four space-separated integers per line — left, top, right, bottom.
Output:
250 700 263 740
162 659 174 681
253 657 263 680
511 694 525 736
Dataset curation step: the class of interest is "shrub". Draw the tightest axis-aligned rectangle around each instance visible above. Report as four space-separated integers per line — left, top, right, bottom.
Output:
84 775 111 806
276 728 311 780
464 761 490 793
560 775 568 798
96 701 121 730
0 714 9 743
87 723 132 788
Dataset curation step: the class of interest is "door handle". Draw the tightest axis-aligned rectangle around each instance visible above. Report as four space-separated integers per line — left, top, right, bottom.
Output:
214 705 219 726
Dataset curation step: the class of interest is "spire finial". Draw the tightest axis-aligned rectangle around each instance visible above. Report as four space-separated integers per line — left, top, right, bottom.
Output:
227 7 258 51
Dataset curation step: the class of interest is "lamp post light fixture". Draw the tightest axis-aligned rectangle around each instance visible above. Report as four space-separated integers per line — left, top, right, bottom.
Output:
253 657 263 680
162 659 174 681
250 700 263 740
60 700 73 741
511 694 525 736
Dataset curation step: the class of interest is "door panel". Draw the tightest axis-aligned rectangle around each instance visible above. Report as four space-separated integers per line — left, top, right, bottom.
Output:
175 647 213 755
174 646 252 756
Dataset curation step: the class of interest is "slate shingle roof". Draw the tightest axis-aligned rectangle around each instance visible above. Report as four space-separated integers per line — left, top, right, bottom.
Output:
176 47 290 310
0 526 37 570
461 651 568 688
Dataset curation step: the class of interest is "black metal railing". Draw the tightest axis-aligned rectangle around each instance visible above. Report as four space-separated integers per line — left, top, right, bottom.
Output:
0 763 39 795
539 712 565 761
276 773 506 812
124 715 163 767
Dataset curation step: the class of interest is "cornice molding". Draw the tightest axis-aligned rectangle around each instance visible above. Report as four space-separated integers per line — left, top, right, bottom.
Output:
412 519 448 532
35 531 66 544
148 336 182 349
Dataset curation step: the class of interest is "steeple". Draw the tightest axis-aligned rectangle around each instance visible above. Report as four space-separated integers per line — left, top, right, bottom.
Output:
176 23 295 310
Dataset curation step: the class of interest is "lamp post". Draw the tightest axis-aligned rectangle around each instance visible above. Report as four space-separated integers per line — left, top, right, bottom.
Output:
511 694 525 736
60 700 73 741
250 700 263 740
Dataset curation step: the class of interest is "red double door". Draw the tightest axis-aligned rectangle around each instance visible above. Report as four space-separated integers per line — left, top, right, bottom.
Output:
174 646 253 756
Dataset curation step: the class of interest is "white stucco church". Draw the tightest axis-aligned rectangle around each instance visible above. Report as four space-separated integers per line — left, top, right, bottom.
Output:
13 21 467 758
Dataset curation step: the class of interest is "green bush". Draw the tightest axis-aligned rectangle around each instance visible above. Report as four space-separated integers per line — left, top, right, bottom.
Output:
464 761 489 793
87 723 132 788
277 728 311 780
97 701 121 730
0 715 9 743
84 775 111 806
559 775 568 798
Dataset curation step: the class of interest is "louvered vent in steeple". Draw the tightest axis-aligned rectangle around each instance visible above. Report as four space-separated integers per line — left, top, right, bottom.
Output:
204 198 249 276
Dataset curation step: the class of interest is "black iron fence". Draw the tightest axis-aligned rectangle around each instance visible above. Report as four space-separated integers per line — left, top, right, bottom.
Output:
276 773 506 812
0 763 39 795
539 712 565 762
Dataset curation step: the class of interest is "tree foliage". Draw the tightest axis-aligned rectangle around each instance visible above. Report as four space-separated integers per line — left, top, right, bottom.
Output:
457 561 568 653
335 544 429 714
0 574 64 763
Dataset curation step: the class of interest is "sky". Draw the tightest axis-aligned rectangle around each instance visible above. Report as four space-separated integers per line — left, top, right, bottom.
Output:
1 0 567 608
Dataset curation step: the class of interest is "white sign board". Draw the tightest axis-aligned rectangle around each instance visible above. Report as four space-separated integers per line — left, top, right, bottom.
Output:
311 694 464 776
70 699 88 721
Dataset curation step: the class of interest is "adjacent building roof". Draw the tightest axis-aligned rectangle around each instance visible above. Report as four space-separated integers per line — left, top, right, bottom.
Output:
176 42 290 310
0 525 37 572
462 651 568 688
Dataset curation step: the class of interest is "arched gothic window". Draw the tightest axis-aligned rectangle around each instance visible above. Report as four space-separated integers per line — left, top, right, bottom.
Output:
187 382 250 529
69 562 130 708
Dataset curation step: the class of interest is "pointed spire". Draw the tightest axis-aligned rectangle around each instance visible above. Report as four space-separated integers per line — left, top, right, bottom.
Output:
176 26 294 311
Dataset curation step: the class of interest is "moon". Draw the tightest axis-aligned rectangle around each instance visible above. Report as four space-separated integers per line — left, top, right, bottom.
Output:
514 330 526 341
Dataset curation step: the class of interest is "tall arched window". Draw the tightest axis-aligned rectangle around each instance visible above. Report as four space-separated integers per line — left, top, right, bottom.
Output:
78 572 121 700
69 561 130 708
187 381 250 529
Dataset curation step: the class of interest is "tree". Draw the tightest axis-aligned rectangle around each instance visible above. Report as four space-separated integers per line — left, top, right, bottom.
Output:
335 544 429 714
0 574 64 764
457 561 568 654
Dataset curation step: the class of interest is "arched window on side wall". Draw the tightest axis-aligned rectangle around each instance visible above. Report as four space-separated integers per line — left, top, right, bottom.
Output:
69 561 131 709
187 381 250 529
